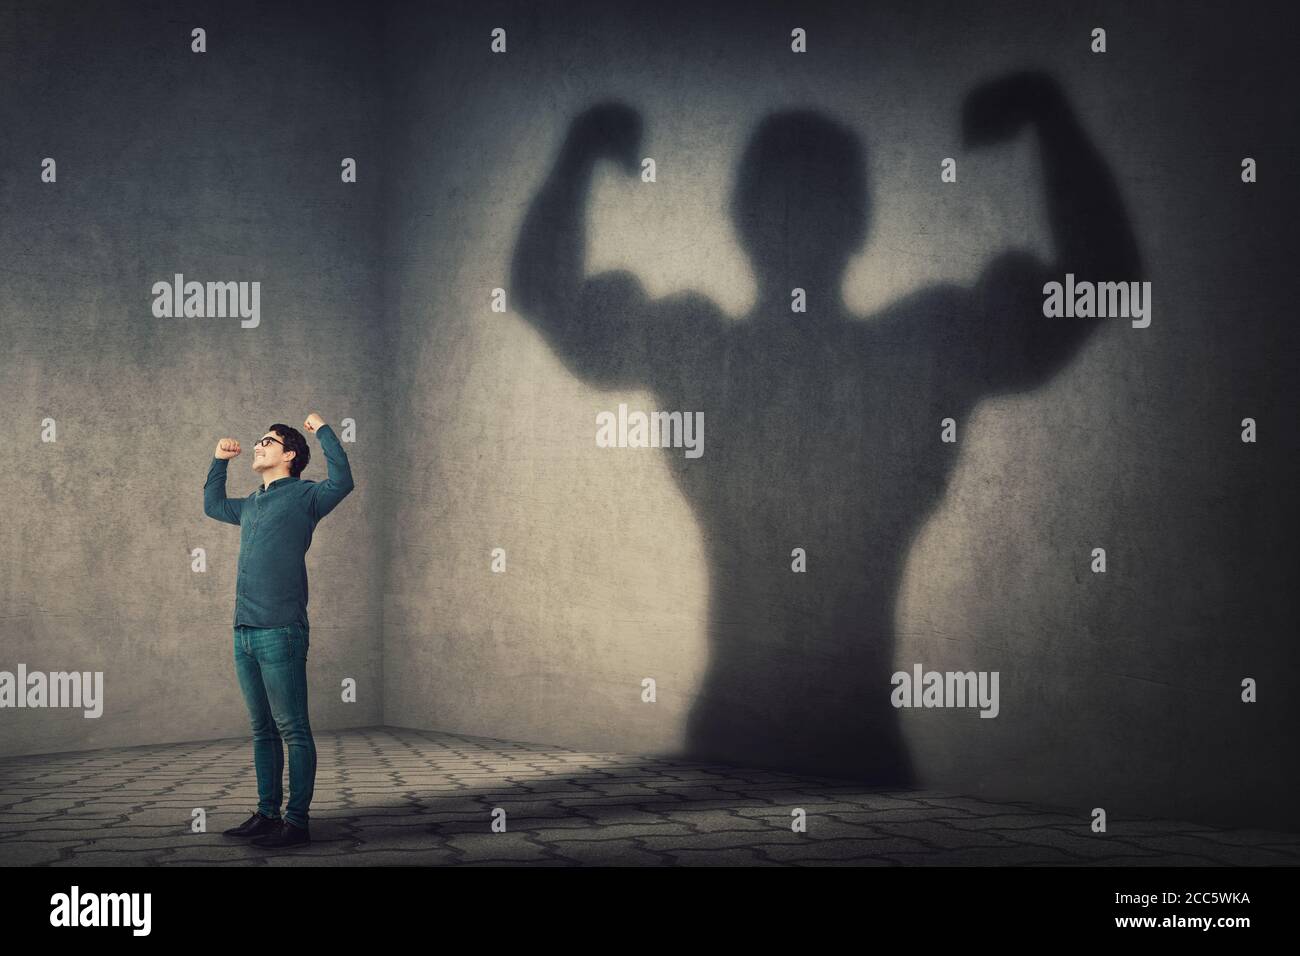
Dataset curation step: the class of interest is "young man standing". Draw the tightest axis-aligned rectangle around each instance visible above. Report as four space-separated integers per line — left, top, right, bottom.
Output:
203 413 354 848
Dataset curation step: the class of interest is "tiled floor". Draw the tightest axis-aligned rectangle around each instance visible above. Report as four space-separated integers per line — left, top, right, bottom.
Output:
2 727 1297 866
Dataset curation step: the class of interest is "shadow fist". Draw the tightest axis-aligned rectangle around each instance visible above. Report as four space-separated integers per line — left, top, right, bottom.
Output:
567 101 642 174
963 71 1063 147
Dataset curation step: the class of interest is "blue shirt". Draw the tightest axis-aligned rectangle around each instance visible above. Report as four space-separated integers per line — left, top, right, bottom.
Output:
203 424 354 629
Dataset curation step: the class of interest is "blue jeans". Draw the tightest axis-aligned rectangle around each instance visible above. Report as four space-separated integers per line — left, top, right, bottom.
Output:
233 623 316 829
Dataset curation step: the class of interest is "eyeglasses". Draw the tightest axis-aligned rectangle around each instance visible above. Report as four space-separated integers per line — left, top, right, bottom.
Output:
255 436 285 448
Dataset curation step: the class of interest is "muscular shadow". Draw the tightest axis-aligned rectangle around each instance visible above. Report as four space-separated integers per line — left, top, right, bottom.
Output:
510 72 1140 785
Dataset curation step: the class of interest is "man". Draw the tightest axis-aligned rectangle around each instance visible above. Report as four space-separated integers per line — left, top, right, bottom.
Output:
509 72 1140 781
203 413 354 847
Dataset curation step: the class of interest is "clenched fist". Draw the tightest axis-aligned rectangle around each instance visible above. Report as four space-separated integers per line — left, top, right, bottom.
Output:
215 438 241 460
303 413 325 434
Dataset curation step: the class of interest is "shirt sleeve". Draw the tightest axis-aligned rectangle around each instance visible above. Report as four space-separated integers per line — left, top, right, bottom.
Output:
305 423 355 521
203 457 244 525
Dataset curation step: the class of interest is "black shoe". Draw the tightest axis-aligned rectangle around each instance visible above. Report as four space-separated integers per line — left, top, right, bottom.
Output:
252 820 311 848
223 812 282 838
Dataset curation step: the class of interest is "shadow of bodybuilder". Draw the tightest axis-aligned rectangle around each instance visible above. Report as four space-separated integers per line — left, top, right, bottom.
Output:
510 72 1140 785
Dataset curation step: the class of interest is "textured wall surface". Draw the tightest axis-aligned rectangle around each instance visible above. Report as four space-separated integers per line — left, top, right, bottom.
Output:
380 0 1297 829
2 0 1295 831
0 0 389 753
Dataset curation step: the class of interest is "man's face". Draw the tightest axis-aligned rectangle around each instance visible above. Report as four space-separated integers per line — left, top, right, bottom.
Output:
252 430 294 475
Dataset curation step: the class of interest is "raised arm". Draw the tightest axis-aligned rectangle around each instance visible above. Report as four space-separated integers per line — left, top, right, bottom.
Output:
301 416 353 522
961 71 1141 394
509 101 719 391
203 437 244 525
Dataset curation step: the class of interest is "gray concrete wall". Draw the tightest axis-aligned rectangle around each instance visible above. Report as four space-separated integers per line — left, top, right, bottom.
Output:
380 0 1298 830
0 0 390 754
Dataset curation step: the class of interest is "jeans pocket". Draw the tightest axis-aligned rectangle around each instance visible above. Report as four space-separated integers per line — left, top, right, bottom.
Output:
254 626 295 665
286 624 309 657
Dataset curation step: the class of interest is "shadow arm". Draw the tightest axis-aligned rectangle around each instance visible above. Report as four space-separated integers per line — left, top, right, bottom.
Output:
509 114 662 390
966 75 1142 394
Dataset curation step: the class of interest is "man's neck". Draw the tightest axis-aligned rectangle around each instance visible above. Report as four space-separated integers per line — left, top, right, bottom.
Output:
262 470 292 490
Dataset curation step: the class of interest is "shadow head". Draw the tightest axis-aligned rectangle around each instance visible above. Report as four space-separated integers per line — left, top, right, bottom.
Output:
729 110 870 281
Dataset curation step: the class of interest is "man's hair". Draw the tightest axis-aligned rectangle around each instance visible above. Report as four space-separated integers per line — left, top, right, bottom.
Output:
268 424 310 478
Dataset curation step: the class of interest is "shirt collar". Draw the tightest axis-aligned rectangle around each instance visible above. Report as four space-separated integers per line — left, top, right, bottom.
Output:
259 476 300 494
